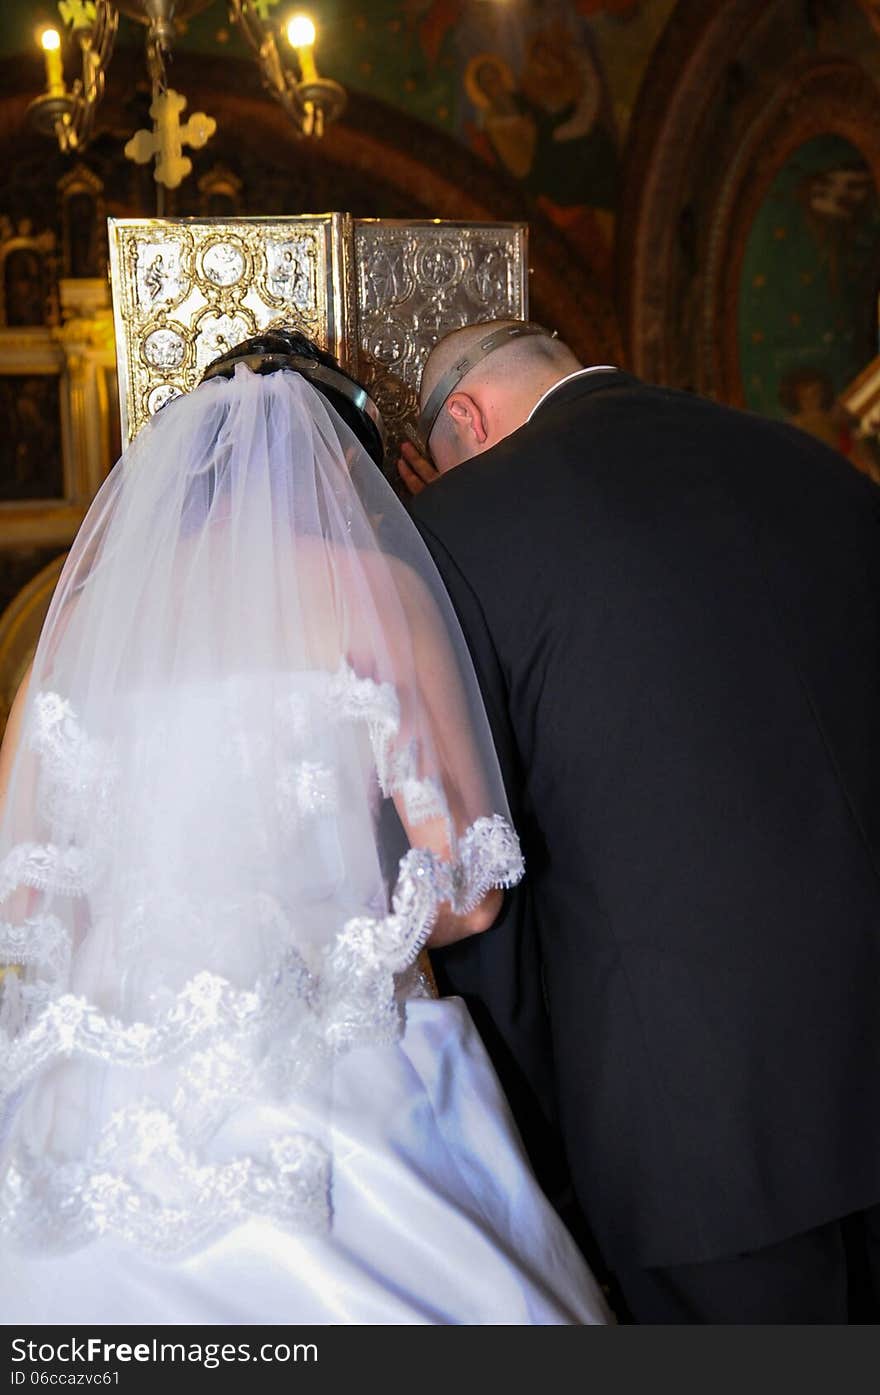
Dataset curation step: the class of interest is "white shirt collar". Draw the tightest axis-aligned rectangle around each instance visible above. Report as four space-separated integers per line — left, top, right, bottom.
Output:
527 366 619 422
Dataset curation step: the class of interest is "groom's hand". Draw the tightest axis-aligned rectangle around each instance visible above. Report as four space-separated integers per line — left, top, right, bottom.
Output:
398 440 440 497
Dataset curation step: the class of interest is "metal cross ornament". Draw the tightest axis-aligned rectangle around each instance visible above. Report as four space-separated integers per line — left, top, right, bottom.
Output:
124 88 216 190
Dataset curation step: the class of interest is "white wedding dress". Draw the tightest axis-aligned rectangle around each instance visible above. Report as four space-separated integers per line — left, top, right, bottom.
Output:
0 364 611 1326
1 993 609 1325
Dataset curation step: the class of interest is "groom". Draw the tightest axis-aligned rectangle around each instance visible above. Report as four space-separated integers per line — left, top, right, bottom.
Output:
407 319 880 1323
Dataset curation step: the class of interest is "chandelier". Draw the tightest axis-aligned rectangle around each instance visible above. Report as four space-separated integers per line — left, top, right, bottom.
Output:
27 1 347 188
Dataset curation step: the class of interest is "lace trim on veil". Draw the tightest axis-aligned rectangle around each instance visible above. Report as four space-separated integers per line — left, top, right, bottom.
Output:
0 670 524 1257
0 826 520 1101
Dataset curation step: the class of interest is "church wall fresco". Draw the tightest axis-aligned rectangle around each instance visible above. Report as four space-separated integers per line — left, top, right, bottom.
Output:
738 134 880 470
197 0 673 279
3 1 674 280
618 2 880 461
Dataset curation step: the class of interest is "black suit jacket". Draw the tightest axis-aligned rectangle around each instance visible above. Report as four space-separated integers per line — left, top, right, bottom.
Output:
411 370 880 1269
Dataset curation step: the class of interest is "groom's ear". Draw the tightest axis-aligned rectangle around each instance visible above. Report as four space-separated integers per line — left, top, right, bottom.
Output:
446 391 489 447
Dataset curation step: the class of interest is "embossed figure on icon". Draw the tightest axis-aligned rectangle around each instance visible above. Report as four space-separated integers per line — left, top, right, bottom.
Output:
266 242 310 305
135 239 184 312
144 253 166 303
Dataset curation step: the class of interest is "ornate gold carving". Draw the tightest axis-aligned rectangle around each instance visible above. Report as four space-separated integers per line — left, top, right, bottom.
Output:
109 216 343 443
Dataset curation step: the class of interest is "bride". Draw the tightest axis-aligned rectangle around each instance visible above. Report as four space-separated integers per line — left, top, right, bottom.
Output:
0 331 610 1326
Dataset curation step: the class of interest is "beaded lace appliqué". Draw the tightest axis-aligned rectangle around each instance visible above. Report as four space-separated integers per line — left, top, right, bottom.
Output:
2 1104 330 1257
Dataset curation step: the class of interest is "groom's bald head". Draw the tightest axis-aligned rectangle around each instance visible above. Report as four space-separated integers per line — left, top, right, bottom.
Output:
419 319 581 472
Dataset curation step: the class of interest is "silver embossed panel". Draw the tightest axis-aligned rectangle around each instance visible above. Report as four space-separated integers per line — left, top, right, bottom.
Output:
354 220 527 450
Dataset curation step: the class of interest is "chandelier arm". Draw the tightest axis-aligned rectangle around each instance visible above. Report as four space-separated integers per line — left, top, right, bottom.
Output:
71 2 118 149
227 0 307 133
27 0 119 153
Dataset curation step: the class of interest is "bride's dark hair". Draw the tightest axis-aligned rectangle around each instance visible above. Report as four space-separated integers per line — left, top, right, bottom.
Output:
201 328 386 467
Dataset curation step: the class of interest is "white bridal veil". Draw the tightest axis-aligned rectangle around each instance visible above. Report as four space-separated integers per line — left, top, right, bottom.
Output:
0 358 523 1259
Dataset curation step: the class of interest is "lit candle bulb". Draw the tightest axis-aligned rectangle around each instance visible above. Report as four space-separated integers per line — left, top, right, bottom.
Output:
286 14 318 85
40 28 65 98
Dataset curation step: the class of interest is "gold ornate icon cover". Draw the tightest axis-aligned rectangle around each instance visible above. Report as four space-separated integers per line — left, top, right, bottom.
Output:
108 214 528 462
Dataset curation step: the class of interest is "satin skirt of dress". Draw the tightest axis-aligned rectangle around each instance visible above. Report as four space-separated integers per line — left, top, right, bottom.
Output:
0 997 612 1326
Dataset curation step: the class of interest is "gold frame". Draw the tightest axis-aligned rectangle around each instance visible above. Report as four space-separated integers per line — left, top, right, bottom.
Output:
108 214 350 444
